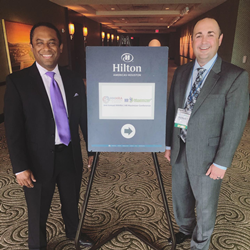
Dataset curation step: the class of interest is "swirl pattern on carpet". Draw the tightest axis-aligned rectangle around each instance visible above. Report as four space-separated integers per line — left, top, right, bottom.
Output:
0 119 250 249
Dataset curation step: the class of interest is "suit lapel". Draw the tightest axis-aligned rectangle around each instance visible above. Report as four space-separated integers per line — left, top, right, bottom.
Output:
59 67 73 117
191 57 222 116
29 63 53 114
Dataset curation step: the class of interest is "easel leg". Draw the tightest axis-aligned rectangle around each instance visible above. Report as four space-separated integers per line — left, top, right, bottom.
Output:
152 152 176 250
75 152 99 250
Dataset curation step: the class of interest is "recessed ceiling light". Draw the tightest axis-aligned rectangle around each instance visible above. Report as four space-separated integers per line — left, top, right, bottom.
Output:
165 8 169 10
111 7 115 10
160 18 163 20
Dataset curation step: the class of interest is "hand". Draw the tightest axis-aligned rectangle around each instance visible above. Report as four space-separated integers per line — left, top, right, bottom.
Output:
16 170 36 188
164 149 171 162
87 156 94 168
206 164 226 180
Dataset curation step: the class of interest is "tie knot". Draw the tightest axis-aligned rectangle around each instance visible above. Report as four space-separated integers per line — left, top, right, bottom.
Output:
46 71 55 79
197 68 206 75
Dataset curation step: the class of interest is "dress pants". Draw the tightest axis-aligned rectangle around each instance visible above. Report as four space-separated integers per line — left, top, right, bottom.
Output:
23 143 82 250
172 140 222 250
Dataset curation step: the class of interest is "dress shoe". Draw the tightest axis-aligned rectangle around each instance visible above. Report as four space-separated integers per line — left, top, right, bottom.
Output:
68 233 93 247
168 231 192 244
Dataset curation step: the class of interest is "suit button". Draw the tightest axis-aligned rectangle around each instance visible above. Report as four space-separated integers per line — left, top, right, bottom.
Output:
52 150 54 153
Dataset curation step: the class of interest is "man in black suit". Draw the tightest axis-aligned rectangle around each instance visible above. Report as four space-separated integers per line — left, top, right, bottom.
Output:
4 22 94 250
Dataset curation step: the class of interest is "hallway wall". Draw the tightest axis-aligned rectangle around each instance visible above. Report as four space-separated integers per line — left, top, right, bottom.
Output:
0 0 103 118
68 9 102 78
175 0 240 66
231 0 250 92
0 0 69 119
175 0 250 91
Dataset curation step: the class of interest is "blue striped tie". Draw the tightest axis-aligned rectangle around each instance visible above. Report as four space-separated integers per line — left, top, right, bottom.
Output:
180 68 206 142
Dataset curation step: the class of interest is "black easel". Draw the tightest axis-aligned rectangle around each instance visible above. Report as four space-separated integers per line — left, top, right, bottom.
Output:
75 152 176 250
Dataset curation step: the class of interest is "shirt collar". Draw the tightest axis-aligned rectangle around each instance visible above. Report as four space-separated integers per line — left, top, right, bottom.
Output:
194 53 218 71
36 62 60 76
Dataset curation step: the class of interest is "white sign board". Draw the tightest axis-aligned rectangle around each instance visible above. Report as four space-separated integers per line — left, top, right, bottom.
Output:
99 82 155 120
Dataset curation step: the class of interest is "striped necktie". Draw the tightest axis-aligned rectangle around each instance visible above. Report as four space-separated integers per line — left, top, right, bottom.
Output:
180 68 206 142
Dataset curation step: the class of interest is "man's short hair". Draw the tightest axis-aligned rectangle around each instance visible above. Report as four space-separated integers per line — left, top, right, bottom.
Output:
30 22 62 46
192 17 222 38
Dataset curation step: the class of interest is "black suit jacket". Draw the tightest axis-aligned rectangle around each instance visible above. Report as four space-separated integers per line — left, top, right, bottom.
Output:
4 63 91 183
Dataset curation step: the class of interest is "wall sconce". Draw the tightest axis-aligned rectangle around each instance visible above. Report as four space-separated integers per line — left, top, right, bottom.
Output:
68 23 75 40
111 34 114 42
83 27 88 41
107 33 110 42
117 35 120 42
101 32 105 42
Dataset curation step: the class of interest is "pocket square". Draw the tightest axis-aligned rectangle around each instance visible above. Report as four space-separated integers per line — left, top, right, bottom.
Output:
74 93 79 97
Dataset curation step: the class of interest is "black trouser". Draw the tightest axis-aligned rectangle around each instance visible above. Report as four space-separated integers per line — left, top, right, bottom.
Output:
24 143 82 250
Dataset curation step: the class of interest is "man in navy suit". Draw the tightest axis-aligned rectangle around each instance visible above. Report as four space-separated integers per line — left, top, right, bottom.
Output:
165 18 249 249
4 22 94 250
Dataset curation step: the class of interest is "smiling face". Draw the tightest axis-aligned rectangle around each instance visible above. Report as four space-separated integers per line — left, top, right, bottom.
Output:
192 18 223 66
31 26 63 71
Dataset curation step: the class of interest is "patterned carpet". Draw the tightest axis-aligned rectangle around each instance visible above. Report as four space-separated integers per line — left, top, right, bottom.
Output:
0 117 250 250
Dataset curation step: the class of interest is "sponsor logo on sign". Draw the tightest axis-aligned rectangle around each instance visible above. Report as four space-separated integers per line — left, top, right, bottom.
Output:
103 96 123 103
102 96 110 103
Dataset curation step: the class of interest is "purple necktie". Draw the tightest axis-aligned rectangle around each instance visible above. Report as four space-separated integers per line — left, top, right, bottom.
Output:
46 71 71 145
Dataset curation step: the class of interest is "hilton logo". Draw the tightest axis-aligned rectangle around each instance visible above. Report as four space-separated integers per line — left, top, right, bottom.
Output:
121 53 134 63
113 53 142 73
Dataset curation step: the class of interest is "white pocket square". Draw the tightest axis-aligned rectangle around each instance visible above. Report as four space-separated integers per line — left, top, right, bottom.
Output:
74 93 79 97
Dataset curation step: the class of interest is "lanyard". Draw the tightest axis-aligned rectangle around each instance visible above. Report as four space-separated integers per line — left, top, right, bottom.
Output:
187 56 217 104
